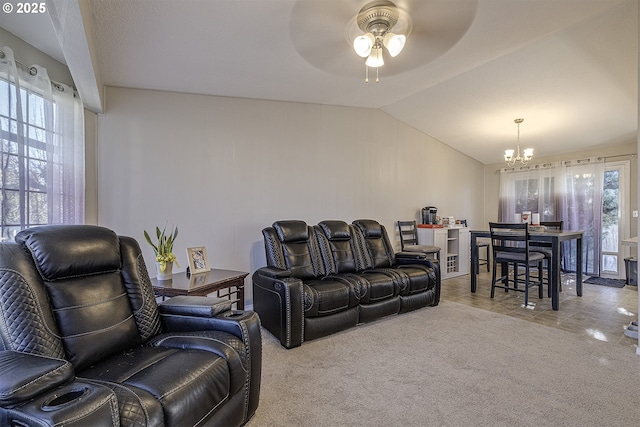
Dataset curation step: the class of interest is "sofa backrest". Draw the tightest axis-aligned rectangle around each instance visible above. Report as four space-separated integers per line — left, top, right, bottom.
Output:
10 225 161 371
316 221 363 274
0 242 66 359
352 219 396 269
262 220 325 280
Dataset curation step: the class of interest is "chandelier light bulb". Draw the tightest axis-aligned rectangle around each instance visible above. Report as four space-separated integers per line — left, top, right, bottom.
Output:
353 33 375 57
523 148 534 161
504 149 515 162
383 32 406 57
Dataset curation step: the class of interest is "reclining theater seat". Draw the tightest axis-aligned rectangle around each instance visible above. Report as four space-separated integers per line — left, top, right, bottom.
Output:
315 220 401 323
253 219 441 349
0 225 261 427
352 219 440 312
253 220 360 349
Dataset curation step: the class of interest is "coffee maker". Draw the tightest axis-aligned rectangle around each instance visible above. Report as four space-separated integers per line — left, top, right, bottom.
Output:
421 206 438 224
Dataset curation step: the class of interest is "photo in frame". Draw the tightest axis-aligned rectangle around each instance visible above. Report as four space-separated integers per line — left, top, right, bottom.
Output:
186 246 210 274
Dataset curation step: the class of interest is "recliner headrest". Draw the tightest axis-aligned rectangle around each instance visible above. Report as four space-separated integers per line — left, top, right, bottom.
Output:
15 225 121 281
273 220 309 243
318 221 351 241
353 219 383 238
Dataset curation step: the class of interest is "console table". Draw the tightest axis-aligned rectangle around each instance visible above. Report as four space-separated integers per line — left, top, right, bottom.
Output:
151 268 248 310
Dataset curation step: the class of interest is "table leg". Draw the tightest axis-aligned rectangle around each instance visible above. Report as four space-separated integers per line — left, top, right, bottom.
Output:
237 285 245 310
551 237 560 311
576 236 583 297
471 233 478 292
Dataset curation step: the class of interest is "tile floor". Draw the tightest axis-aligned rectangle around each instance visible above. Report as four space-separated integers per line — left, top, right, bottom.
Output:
441 270 639 349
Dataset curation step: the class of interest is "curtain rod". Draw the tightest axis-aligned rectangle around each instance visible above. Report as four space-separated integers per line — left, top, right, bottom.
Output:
0 48 77 94
495 152 637 173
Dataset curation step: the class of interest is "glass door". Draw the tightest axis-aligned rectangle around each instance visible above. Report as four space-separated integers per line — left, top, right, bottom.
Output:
600 161 630 279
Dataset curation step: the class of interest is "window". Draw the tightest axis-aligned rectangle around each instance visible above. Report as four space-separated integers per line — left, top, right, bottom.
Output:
0 47 84 242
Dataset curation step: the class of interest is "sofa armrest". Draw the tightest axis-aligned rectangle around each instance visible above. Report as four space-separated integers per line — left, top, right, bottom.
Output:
395 251 429 260
157 309 262 420
0 351 74 406
158 295 233 317
256 266 292 279
252 269 305 349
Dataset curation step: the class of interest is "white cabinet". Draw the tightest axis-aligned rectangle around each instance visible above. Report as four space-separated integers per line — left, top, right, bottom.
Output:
417 228 470 279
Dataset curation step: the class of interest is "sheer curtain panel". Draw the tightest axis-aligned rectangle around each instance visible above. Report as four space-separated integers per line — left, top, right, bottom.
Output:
497 158 604 276
0 46 84 242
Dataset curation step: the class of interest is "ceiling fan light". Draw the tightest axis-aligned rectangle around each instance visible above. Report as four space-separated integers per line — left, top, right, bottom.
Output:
353 33 375 57
365 47 384 67
383 32 406 57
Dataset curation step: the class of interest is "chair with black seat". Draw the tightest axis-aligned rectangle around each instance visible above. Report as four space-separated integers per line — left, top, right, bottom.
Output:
489 222 546 307
476 239 491 273
531 220 564 294
397 220 440 260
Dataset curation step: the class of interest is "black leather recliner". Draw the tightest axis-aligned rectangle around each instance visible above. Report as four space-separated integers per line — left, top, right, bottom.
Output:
253 219 439 349
0 225 261 427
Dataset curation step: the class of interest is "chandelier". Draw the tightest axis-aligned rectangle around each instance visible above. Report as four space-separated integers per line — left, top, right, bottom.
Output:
504 118 533 166
352 0 409 83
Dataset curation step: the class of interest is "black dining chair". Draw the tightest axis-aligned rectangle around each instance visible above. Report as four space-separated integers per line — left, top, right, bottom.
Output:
489 222 546 307
397 220 440 260
476 239 491 273
530 220 564 294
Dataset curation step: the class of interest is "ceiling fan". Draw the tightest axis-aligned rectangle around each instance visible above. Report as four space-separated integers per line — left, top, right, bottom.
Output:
289 0 478 79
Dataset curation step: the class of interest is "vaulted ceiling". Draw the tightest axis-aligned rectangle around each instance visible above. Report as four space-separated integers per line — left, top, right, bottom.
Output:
1 0 637 164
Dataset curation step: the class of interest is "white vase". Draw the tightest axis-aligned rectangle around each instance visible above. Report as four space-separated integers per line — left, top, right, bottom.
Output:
156 261 173 280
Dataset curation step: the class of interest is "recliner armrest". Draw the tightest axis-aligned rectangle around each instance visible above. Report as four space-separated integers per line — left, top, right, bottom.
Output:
158 295 233 318
256 266 291 279
395 251 429 260
0 351 74 406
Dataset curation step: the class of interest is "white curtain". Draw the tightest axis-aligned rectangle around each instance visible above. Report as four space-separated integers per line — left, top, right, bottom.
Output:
0 46 84 240
560 159 604 275
498 158 604 275
498 163 564 223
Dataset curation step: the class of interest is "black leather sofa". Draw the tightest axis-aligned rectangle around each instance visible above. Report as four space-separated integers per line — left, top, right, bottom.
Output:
0 225 261 427
253 219 440 348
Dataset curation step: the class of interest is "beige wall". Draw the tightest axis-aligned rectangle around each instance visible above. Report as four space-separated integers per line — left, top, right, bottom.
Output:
96 86 486 306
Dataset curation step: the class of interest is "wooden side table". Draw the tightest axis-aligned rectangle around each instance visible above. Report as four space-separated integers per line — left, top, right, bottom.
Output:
151 268 248 310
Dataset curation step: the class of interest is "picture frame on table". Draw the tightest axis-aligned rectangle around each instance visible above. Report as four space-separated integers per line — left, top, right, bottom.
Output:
186 246 210 274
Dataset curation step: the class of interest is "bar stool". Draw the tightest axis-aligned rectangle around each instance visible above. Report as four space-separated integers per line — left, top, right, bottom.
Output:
397 220 440 260
476 240 490 273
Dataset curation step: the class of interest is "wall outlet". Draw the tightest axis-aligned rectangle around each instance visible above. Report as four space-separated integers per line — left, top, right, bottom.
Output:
633 210 638 218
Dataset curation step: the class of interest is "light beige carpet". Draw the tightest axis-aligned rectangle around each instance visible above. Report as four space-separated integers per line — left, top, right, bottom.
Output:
247 301 640 426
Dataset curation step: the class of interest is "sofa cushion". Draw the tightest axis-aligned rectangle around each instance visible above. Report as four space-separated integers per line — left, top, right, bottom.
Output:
16 225 121 281
318 221 351 241
79 346 231 427
273 220 309 242
353 219 383 238
268 221 324 280
45 272 141 371
303 279 359 317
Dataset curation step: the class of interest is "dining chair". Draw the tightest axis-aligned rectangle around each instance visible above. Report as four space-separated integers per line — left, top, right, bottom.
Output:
476 239 491 273
489 222 546 307
397 220 440 260
531 220 564 294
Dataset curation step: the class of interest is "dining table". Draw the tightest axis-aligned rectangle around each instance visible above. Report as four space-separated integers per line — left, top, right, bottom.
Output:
470 229 585 310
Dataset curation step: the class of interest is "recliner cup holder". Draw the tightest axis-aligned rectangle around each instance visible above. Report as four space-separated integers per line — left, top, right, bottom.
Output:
41 387 90 411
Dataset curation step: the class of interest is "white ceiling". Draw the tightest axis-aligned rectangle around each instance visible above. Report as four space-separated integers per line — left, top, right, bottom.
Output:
1 0 637 164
